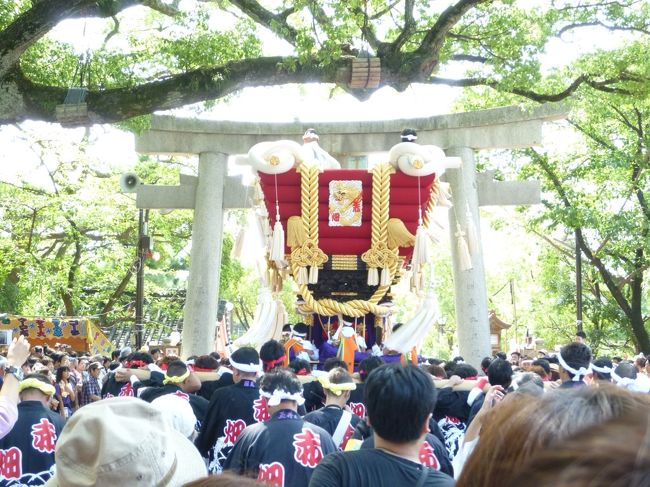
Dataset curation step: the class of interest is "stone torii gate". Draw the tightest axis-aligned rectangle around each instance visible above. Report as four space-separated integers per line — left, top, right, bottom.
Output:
133 103 566 365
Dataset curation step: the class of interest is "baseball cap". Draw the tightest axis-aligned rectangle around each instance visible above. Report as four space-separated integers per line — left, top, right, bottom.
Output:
45 397 207 486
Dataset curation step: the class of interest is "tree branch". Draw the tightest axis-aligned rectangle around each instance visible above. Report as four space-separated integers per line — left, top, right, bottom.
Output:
5 56 345 123
557 20 650 38
227 0 298 45
413 0 488 78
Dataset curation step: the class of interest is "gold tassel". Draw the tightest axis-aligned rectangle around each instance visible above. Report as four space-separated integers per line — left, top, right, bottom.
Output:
270 219 285 262
287 216 307 249
465 207 479 256
297 266 308 284
380 267 391 286
308 265 319 284
367 267 379 286
387 218 416 249
455 223 473 271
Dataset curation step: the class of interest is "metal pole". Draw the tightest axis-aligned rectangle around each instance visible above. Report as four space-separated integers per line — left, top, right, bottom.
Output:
575 229 583 333
135 209 147 350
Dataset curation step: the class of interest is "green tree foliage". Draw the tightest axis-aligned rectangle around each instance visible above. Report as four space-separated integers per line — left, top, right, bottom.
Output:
0 130 194 331
1 1 648 124
457 35 650 353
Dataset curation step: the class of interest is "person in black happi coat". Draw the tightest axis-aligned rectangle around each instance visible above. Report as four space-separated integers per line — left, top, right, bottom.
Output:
0 374 65 486
224 368 337 486
303 367 361 450
195 347 263 473
309 364 455 487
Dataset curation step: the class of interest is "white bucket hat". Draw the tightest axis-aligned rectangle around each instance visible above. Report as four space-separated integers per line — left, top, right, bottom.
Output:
45 396 207 486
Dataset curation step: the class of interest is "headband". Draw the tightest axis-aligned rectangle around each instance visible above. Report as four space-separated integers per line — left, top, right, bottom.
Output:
163 369 190 385
230 358 262 373
125 360 148 369
591 363 612 375
292 332 307 338
20 378 55 396
263 356 285 371
558 353 591 381
610 369 636 387
260 389 305 407
295 368 309 376
319 377 356 396
401 134 418 141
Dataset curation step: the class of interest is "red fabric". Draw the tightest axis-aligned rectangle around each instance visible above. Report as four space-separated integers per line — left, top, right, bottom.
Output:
258 169 436 263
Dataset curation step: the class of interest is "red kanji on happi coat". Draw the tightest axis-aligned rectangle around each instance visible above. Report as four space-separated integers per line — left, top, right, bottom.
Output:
223 419 246 445
339 424 355 450
118 382 134 397
418 441 440 470
31 418 57 454
348 402 365 418
253 397 270 422
292 427 323 468
257 462 285 487
0 447 22 478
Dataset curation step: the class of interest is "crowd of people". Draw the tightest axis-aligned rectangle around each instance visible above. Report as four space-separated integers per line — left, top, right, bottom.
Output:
0 328 649 486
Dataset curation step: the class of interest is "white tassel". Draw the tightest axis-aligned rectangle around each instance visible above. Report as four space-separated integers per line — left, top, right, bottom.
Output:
466 207 479 256
232 228 245 259
297 266 308 284
270 201 285 263
412 223 429 273
455 223 473 271
308 265 319 284
367 267 379 286
436 182 452 207
380 267 391 286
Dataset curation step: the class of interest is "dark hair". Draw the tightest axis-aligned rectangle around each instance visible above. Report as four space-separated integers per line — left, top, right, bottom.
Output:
111 350 120 360
55 366 70 383
502 409 650 487
230 347 260 373
183 472 260 486
166 360 188 378
427 364 447 379
592 357 613 381
487 359 513 388
323 357 348 372
129 351 154 365
575 330 587 339
481 356 493 372
194 355 220 370
365 364 436 443
614 362 637 380
288 358 311 375
458 385 650 487
495 352 507 360
150 347 162 355
636 356 647 369
454 363 479 379
532 359 551 376
293 322 309 336
259 340 285 371
453 356 465 363
559 342 592 379
260 368 301 397
358 356 383 382
400 128 418 142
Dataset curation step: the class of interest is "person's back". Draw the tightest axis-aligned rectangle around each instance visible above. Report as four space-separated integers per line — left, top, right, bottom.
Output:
303 368 360 450
309 363 455 487
0 374 65 483
224 369 337 486
195 347 263 473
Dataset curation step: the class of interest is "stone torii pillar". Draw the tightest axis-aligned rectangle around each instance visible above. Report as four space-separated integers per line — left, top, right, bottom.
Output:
134 103 566 361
